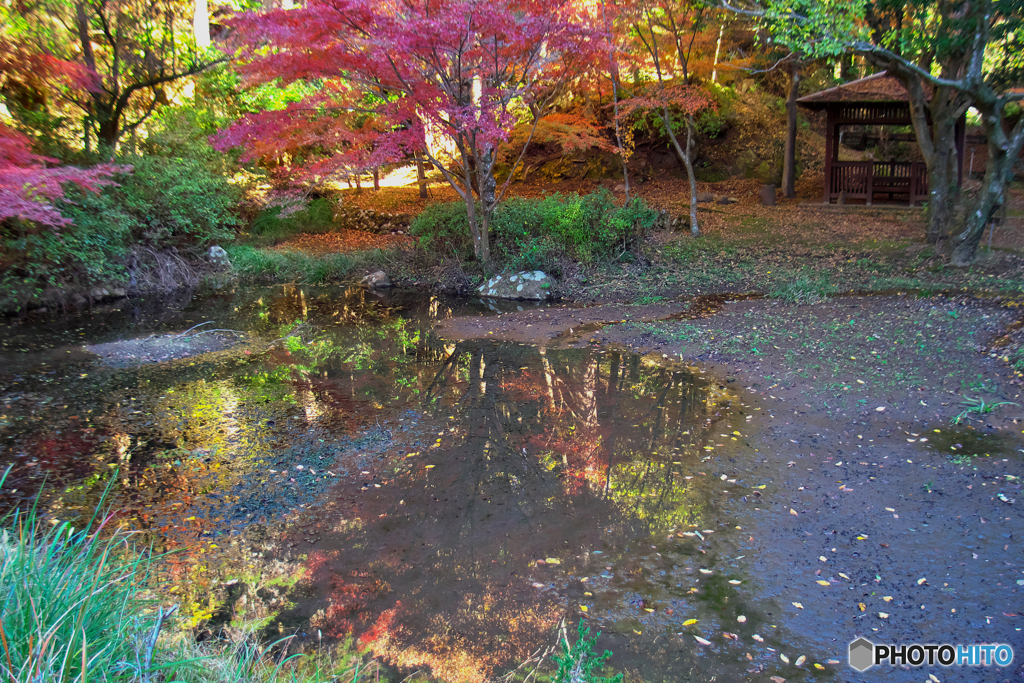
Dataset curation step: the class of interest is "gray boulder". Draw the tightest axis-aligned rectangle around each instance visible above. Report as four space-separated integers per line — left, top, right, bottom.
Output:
478 271 555 300
361 270 392 288
207 245 231 268
695 193 715 203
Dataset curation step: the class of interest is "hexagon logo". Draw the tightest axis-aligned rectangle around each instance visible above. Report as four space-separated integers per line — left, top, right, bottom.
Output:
849 637 875 672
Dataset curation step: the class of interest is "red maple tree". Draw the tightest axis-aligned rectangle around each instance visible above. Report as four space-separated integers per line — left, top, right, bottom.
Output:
214 0 599 262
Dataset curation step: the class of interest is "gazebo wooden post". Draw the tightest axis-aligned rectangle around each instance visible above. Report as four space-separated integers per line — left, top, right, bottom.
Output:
823 109 835 203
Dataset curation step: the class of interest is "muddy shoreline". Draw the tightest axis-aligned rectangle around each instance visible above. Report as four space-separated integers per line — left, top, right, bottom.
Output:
436 292 1024 681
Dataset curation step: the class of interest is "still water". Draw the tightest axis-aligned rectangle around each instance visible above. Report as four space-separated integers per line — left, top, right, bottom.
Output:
0 285 814 682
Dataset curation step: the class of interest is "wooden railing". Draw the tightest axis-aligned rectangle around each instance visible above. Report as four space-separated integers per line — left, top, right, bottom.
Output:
827 161 927 205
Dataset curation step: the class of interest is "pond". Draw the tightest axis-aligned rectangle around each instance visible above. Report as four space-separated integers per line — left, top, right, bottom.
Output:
0 286 896 682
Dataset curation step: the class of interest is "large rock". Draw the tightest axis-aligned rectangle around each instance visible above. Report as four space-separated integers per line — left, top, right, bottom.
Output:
361 270 392 288
695 193 715 203
478 271 555 300
208 245 231 268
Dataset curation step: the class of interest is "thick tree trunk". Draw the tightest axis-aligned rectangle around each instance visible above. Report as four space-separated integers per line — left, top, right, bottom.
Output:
949 104 1024 265
373 166 380 191
925 117 959 244
782 61 801 199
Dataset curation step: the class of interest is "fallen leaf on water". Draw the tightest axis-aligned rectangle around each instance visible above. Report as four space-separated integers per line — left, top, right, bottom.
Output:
792 602 803 609
700 568 713 574
882 596 893 602
858 603 866 611
928 675 940 683
839 572 851 579
878 612 889 619
780 653 790 663
737 615 747 622
694 635 711 646
722 632 738 640
790 509 799 516
795 655 806 667
633 630 642 635
876 406 886 412
683 619 698 625
644 608 655 613
917 577 927 585
752 634 764 642
728 579 742 585
545 558 560 565
816 580 831 586
665 608 674 615
425 465 435 469
770 677 786 683
818 556 828 562
531 582 545 588
813 663 825 670
885 507 895 512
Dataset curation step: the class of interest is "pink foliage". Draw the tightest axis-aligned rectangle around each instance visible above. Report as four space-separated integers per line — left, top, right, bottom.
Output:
617 84 716 121
0 123 122 227
214 0 599 185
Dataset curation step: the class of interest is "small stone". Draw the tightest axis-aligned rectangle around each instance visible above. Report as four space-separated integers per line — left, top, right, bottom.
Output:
361 270 392 288
207 245 231 268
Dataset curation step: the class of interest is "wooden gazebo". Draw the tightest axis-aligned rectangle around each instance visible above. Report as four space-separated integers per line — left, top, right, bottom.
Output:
798 73 965 206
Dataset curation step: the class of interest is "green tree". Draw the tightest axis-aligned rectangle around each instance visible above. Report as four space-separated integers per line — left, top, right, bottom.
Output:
727 0 1024 263
2 0 224 155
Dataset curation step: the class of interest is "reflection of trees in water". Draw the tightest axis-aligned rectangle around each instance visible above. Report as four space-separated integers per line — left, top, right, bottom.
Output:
285 342 731 682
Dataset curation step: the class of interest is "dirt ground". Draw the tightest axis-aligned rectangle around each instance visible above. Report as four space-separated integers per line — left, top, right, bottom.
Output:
436 293 1024 681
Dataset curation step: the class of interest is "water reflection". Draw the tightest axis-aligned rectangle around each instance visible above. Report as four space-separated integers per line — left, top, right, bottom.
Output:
0 286 776 682
268 341 740 682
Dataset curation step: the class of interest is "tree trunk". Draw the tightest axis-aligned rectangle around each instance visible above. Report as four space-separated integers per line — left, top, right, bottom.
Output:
373 166 380 191
662 108 700 236
949 103 1024 265
354 173 362 194
416 154 428 198
925 117 959 244
782 61 801 199
475 146 496 263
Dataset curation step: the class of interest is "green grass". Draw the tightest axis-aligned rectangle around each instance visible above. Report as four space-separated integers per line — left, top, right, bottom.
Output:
226 245 393 284
0 478 165 681
767 271 837 304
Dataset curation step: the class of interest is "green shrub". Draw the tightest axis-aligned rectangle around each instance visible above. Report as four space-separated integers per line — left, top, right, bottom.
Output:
0 156 241 308
409 201 474 260
492 190 658 269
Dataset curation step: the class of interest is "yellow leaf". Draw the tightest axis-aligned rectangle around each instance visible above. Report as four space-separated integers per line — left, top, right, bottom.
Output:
814 663 825 670
683 619 698 625
882 596 893 602
790 508 798 516
816 580 831 586
858 603 866 611
792 602 803 609
425 464 435 469
580 605 588 612
545 558 560 565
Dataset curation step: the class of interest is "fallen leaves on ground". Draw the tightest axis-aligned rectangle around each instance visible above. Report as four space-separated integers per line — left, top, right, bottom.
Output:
277 229 415 255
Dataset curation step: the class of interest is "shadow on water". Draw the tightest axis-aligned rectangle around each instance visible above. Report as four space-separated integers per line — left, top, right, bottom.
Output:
0 285 812 683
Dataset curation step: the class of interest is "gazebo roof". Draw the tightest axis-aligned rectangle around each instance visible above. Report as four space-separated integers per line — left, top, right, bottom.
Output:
797 73 911 110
